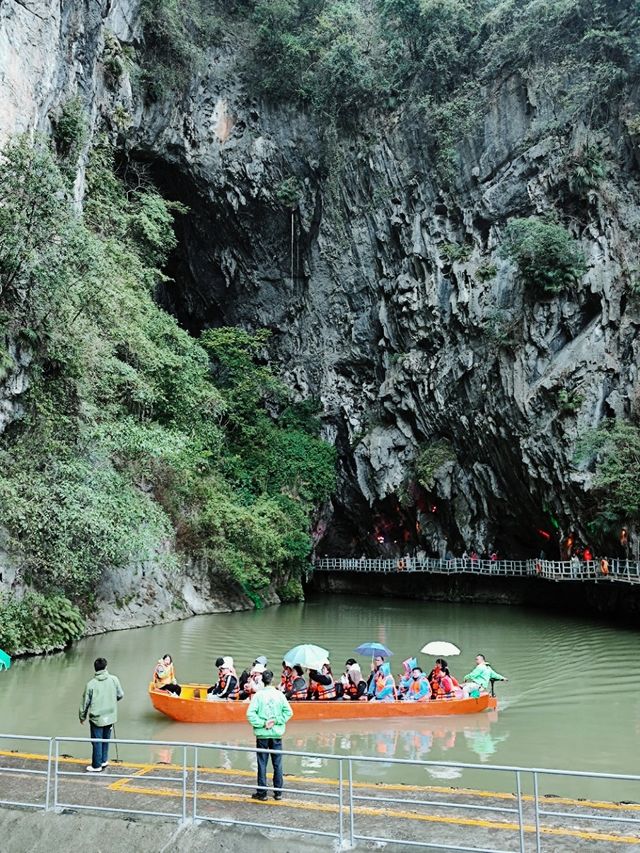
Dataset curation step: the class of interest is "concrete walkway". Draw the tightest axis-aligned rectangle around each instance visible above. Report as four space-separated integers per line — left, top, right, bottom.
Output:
1 751 639 851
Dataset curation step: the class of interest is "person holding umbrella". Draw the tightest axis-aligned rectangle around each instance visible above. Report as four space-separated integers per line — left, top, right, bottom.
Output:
354 642 393 698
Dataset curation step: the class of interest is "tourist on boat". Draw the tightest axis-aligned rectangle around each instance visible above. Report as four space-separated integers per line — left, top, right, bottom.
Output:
239 655 268 693
366 654 386 697
427 658 447 697
308 663 337 699
370 662 396 702
240 663 266 700
247 669 293 801
153 654 181 696
284 664 308 700
279 661 294 694
439 667 456 698
207 657 239 700
403 666 431 702
341 659 367 700
397 657 418 698
429 658 460 698
462 654 507 697
79 657 124 773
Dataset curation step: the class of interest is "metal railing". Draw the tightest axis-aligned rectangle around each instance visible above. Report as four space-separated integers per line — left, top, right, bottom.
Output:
1 733 640 851
313 556 640 584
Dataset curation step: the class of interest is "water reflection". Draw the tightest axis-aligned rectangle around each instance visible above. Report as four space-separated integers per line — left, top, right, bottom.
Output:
147 711 503 775
2 594 639 790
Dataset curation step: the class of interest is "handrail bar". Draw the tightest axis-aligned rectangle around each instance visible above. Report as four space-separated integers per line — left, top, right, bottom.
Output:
47 735 640 779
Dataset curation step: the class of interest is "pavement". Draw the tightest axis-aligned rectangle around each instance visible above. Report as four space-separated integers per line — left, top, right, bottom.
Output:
1 749 639 851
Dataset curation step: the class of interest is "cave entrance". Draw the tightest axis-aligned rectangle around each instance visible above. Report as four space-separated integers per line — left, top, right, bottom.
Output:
317 491 561 561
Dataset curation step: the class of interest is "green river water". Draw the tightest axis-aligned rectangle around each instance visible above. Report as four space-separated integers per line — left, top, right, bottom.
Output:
2 595 640 799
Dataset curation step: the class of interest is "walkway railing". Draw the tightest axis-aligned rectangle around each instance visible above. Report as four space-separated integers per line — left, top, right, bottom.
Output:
313 557 640 584
1 733 640 852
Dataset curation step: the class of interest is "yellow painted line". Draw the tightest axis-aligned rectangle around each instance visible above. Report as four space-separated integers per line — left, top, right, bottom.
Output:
114 783 640 845
0 750 152 771
108 765 155 793
4 749 639 814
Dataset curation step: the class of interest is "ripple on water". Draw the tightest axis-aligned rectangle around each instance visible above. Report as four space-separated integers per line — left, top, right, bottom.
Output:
3 595 640 792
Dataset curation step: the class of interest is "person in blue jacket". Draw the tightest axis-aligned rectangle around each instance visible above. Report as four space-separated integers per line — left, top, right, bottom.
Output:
403 666 431 702
370 662 396 702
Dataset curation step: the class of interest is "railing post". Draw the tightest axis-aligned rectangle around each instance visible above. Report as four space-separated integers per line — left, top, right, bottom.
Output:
181 744 188 823
348 757 355 846
533 770 541 853
515 769 525 853
338 758 344 848
193 746 199 821
44 737 53 811
53 738 59 811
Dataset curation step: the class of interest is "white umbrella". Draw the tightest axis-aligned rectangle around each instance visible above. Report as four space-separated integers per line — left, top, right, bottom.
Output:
421 641 461 657
283 643 330 670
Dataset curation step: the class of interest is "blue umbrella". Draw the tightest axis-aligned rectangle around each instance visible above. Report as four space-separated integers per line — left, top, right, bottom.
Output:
354 642 393 657
0 649 11 671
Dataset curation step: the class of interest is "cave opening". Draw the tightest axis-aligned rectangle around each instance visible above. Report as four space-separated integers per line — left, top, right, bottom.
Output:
123 152 568 565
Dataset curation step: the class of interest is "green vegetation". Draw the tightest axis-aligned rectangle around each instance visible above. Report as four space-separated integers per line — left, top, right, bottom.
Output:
500 217 587 295
0 136 335 653
476 262 497 282
102 31 132 88
250 0 382 121
482 309 519 349
274 176 302 209
557 388 584 414
52 97 87 162
441 242 472 264
137 0 221 98
566 144 607 197
415 440 456 490
575 421 640 533
0 593 85 654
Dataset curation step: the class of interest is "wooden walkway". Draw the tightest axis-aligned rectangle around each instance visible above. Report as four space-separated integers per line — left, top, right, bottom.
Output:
313 557 640 585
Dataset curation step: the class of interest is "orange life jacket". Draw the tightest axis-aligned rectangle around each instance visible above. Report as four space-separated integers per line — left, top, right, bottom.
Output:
289 680 308 700
375 672 396 699
218 674 240 700
280 670 294 693
345 680 360 699
153 662 176 689
315 679 336 700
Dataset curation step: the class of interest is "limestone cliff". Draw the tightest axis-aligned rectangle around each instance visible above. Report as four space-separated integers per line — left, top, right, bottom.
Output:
1 0 639 577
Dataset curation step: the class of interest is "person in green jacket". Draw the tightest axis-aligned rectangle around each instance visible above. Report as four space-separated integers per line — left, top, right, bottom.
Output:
462 654 507 698
79 657 124 772
246 669 293 801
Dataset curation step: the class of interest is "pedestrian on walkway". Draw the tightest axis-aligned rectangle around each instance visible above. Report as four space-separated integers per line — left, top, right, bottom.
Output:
246 669 293 801
79 657 124 773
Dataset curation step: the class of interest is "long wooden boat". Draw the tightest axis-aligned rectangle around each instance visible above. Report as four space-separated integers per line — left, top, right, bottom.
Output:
149 683 497 723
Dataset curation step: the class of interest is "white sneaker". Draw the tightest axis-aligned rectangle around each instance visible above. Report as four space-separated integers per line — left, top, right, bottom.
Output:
101 762 109 768
86 765 102 773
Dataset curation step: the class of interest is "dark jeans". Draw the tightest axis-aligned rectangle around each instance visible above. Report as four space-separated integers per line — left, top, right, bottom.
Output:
256 738 283 795
160 683 182 696
89 722 112 768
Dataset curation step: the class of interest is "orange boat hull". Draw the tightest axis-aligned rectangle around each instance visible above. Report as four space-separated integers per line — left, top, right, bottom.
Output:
149 683 498 723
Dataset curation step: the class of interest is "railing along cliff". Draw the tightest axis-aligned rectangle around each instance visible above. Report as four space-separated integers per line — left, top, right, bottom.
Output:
313 556 640 584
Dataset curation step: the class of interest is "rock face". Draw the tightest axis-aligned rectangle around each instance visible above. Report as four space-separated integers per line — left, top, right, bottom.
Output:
1 1 640 568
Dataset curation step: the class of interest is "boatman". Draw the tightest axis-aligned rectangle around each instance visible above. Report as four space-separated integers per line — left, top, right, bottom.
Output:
462 654 507 698
79 657 124 772
247 669 293 800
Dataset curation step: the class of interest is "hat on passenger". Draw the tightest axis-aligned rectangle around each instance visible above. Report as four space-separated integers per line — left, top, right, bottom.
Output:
255 655 268 666
221 656 234 669
252 663 266 674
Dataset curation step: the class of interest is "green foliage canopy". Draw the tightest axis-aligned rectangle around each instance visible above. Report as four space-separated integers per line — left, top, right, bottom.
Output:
0 136 336 652
500 217 587 295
